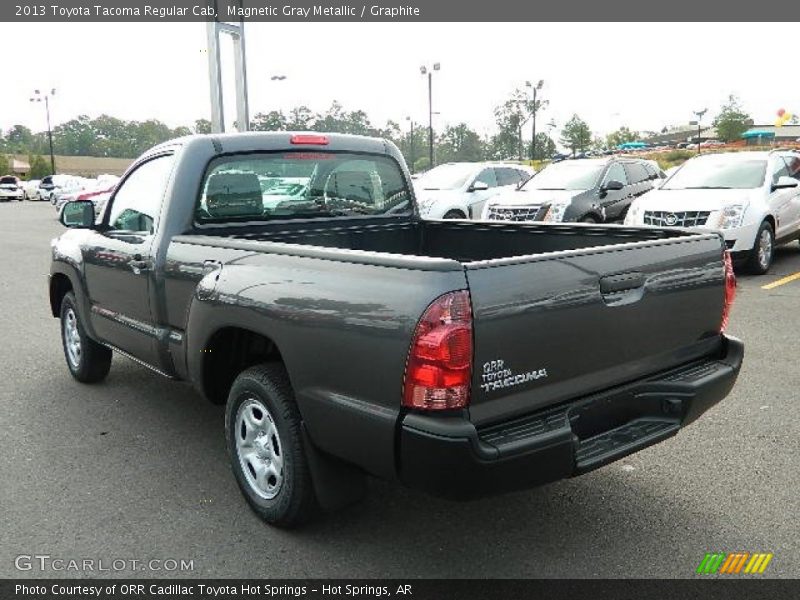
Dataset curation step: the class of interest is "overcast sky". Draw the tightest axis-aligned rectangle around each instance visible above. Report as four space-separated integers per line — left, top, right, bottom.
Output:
1 22 795 141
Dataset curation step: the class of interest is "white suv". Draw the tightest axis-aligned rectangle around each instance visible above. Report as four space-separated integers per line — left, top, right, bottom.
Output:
624 151 800 274
414 162 534 220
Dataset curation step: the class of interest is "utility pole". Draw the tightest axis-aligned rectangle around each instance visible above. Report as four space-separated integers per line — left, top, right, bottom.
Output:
30 88 56 174
694 108 707 155
406 116 416 173
526 80 544 161
420 63 440 168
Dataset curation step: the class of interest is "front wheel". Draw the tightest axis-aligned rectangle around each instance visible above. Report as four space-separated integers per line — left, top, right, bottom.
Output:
225 364 317 528
580 215 598 224
60 292 112 383
746 221 775 275
442 210 466 219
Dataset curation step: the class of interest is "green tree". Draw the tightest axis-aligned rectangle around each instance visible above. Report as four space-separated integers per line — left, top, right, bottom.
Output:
250 111 287 131
396 124 429 172
5 125 35 152
560 114 592 155
492 88 530 160
713 95 751 143
28 154 51 179
437 123 484 163
534 132 556 159
0 154 9 176
194 119 212 134
287 106 314 130
606 126 638 149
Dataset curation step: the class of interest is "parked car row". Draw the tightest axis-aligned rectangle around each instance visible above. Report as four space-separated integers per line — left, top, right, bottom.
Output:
418 151 800 275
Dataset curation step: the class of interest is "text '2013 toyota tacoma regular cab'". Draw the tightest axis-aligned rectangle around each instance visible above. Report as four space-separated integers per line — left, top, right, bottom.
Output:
51 132 743 527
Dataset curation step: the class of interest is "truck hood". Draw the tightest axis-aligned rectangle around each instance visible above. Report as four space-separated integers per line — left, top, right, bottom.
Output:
635 188 758 212
489 188 580 207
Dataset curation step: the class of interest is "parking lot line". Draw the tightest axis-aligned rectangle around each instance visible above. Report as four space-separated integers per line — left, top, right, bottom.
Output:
761 271 800 290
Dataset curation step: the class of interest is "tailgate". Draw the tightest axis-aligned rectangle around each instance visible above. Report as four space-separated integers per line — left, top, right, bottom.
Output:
465 233 726 425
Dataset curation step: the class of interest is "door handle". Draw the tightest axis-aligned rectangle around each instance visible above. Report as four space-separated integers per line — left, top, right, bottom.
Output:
600 272 646 294
129 257 150 275
202 260 223 275
600 272 647 306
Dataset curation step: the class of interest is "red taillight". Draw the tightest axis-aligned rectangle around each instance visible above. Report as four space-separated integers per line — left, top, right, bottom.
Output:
720 250 736 332
403 290 473 410
290 134 329 145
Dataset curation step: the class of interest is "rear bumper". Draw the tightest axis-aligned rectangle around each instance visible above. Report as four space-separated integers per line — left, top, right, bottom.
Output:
399 335 743 499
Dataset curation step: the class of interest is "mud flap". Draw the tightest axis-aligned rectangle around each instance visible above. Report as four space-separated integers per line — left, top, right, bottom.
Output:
301 424 367 512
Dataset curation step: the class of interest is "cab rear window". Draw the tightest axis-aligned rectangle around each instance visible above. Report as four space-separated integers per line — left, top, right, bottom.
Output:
196 152 412 223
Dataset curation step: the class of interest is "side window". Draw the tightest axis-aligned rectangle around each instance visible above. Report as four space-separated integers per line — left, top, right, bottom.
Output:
623 162 648 184
783 155 800 180
604 163 628 186
496 168 521 186
517 169 532 184
108 155 174 233
771 157 791 185
643 164 658 180
474 168 498 188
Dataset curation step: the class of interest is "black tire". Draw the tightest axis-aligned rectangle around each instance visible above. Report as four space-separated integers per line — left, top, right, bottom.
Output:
442 210 466 219
225 363 317 528
746 221 775 275
580 215 598 224
60 292 112 383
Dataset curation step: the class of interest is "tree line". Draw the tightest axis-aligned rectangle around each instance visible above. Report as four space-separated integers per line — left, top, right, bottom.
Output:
0 91 757 177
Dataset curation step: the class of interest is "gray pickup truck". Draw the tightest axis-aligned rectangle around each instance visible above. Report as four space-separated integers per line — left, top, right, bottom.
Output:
51 132 742 527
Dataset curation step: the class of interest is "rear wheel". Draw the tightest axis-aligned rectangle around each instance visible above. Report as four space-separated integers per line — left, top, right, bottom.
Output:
580 215 598 224
60 292 112 383
746 221 774 275
225 363 318 528
442 210 466 219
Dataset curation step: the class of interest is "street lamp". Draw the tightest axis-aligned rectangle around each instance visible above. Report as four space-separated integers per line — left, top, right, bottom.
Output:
30 88 56 174
405 116 416 173
694 108 707 155
526 79 544 161
420 62 440 168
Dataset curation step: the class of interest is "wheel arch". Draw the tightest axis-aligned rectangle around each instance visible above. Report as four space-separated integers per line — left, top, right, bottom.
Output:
197 325 287 406
49 272 74 317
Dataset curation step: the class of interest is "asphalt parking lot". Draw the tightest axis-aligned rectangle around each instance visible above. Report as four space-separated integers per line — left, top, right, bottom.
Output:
1 201 798 579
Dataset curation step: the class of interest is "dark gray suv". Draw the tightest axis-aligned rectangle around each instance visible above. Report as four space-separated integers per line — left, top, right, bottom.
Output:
482 157 664 224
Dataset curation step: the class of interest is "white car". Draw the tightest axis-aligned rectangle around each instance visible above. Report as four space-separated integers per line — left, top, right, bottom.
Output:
22 179 42 200
624 151 800 274
414 162 535 220
0 176 24 201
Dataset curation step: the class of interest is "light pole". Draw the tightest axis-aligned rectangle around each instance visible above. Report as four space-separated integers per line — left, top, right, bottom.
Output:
546 119 557 157
526 79 544 161
420 63 440 168
405 116 416 173
30 88 56 174
694 108 707 155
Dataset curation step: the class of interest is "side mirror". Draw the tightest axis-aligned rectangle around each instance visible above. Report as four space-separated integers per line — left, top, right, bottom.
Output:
470 181 490 192
602 180 624 191
60 200 95 228
773 175 799 190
